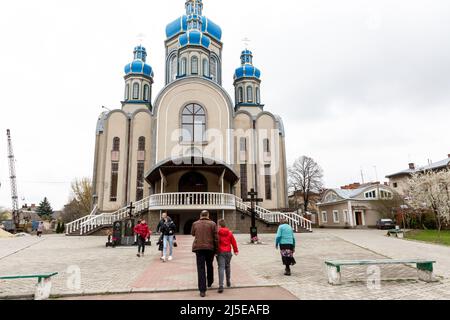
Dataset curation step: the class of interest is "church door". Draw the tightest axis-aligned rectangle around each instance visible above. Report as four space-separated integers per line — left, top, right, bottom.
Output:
178 171 208 193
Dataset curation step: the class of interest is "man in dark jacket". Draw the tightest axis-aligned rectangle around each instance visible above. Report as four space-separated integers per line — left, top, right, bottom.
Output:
191 210 218 297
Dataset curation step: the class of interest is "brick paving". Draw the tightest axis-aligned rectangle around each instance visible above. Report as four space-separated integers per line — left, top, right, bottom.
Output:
1 230 450 300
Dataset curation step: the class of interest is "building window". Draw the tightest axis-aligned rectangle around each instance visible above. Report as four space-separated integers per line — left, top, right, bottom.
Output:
263 139 270 153
136 162 144 201
343 210 348 223
110 162 119 202
264 164 272 200
113 137 120 151
240 164 248 199
321 211 328 223
143 84 150 102
125 84 130 100
240 137 247 152
191 56 198 74
256 87 260 104
210 57 217 81
203 58 209 76
238 87 243 103
181 104 206 143
132 83 140 100
138 136 145 151
393 182 398 188
364 190 376 199
170 55 177 81
180 57 187 75
333 210 339 223
380 190 392 199
247 86 253 102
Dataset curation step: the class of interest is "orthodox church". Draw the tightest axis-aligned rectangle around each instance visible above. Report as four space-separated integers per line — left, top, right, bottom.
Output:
91 0 291 233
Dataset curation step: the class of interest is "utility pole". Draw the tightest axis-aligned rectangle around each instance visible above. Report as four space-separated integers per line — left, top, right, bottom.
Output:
6 129 20 226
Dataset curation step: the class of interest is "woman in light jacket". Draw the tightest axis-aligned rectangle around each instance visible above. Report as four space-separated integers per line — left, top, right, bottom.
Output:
275 219 296 276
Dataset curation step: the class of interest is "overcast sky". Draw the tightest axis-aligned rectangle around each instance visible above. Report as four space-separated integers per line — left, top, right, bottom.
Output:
1 0 450 210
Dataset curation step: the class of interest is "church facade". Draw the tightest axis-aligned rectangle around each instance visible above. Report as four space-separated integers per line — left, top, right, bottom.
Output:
91 0 289 233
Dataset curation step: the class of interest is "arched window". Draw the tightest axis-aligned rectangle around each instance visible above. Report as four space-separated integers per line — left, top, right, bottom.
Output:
256 87 260 104
125 84 130 100
238 87 243 103
138 136 145 151
113 137 120 151
203 58 209 76
191 56 198 74
169 55 177 81
263 138 270 153
240 137 247 151
210 57 217 82
180 57 187 75
247 86 253 103
181 104 206 143
143 84 150 102
132 83 140 100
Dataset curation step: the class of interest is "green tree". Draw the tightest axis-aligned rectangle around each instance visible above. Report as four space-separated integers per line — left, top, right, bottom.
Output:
36 197 54 219
56 222 61 233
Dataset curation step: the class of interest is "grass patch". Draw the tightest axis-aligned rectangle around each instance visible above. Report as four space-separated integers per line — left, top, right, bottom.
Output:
405 229 450 246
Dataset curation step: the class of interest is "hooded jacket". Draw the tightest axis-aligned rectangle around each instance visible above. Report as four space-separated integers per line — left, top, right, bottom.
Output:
218 227 239 254
134 222 151 239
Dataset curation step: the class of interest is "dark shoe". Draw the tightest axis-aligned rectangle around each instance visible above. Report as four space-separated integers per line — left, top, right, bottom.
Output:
136 253 140 257
284 270 291 276
200 292 206 298
218 287 224 294
226 281 231 288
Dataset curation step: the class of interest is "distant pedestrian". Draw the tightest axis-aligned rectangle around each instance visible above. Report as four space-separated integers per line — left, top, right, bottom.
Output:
275 219 296 276
191 210 218 298
160 216 176 262
37 222 44 237
156 212 168 259
216 219 238 293
134 219 151 257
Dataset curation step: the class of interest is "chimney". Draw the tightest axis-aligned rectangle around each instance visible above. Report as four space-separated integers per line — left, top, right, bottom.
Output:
408 163 415 170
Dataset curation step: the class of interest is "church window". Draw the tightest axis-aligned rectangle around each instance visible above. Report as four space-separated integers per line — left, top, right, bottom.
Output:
125 84 130 100
133 83 140 100
136 162 145 201
256 87 260 104
113 137 120 151
143 85 150 102
238 87 243 103
240 164 248 199
180 57 187 75
247 86 253 103
210 57 217 81
191 56 199 74
170 55 177 81
181 104 206 143
110 162 119 202
264 164 272 200
240 137 247 152
263 139 270 153
203 58 209 76
138 136 145 151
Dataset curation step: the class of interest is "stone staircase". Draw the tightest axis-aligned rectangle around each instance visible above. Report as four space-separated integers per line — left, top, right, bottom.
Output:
66 194 312 236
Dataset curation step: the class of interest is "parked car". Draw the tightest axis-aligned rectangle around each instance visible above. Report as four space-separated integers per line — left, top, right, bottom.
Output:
376 219 396 230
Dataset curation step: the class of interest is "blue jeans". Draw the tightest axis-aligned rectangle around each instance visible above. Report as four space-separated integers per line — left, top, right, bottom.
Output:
163 235 174 257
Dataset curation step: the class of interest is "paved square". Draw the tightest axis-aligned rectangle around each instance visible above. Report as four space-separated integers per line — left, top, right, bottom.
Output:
1 230 450 300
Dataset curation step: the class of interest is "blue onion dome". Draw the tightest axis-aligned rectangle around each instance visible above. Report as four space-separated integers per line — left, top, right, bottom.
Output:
234 49 261 80
124 45 154 78
178 29 211 48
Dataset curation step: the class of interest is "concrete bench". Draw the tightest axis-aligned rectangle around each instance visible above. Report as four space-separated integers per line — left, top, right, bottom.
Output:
0 272 58 300
387 229 404 238
325 259 436 285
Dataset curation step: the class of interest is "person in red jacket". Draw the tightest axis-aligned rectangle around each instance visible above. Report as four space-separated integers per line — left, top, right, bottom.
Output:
216 219 239 293
134 219 151 257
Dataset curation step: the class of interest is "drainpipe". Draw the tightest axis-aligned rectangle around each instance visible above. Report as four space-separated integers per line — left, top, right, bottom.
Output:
252 119 259 205
125 114 132 205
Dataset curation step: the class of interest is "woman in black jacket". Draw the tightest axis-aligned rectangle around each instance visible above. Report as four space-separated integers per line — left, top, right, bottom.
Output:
160 216 176 262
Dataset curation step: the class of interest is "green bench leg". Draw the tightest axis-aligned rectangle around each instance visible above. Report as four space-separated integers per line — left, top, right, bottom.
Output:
327 265 341 285
35 277 52 300
417 263 436 282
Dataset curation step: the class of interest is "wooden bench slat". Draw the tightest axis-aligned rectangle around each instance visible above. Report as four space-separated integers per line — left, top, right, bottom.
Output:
0 272 58 280
325 259 435 267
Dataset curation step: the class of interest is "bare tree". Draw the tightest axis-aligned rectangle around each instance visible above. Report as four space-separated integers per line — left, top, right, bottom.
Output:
407 169 450 236
288 156 324 214
61 178 93 223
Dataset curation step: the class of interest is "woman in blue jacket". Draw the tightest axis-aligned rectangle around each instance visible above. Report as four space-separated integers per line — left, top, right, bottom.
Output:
275 219 296 276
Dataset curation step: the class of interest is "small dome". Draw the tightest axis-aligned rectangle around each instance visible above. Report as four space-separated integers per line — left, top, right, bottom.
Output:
234 49 261 80
178 29 211 48
124 45 154 78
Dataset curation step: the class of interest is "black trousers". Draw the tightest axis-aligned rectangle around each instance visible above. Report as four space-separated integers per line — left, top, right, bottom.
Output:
137 236 146 253
195 250 215 293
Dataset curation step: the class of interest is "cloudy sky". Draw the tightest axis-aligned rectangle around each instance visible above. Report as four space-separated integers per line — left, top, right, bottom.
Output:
1 0 449 210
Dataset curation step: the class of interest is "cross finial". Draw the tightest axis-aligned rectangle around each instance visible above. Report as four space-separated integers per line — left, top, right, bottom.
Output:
136 33 146 46
242 37 251 49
